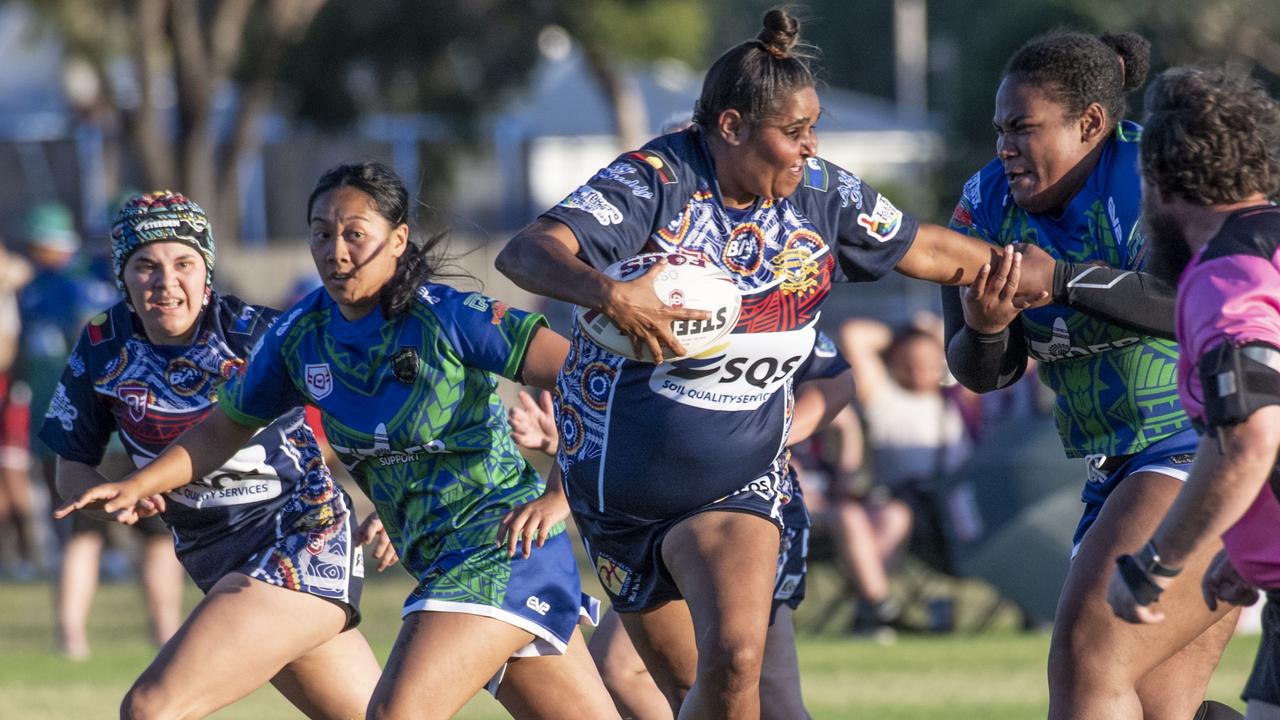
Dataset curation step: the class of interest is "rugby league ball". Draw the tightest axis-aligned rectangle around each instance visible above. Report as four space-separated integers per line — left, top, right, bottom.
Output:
574 253 741 363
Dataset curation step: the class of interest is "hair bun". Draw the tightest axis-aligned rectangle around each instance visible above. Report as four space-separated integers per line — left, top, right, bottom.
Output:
757 8 799 59
1100 32 1151 91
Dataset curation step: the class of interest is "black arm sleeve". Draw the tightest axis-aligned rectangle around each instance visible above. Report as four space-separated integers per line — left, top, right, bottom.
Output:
1053 263 1176 340
941 285 1029 393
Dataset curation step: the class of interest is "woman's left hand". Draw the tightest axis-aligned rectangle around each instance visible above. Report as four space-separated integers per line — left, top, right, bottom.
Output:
53 480 145 525
497 490 569 559
357 512 399 571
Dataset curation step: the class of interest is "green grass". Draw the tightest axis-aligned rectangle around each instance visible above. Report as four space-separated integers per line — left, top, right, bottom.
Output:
0 568 1260 719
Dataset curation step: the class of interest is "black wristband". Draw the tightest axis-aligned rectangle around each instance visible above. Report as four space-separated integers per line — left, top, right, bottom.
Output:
1052 261 1071 303
1116 554 1164 605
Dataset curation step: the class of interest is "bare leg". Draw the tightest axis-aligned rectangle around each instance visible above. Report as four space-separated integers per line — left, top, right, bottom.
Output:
57 530 103 660
618 601 699 713
138 535 185 647
589 607 672 719
368 610 617 720
0 463 35 570
831 500 891 602
757 606 809 720
496 627 620 719
1047 471 1235 720
270 627 382 720
122 573 367 719
658 510 779 719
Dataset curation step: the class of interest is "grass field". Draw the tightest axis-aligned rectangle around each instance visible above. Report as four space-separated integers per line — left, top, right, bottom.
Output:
0 565 1260 719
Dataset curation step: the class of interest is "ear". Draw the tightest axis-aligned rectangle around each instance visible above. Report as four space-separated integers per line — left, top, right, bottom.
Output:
717 109 746 146
390 223 410 259
1080 101 1108 144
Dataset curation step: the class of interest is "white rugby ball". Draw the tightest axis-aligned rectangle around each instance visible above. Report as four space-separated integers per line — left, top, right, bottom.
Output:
574 253 741 363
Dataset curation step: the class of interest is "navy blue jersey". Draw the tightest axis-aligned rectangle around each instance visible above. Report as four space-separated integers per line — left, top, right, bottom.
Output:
39 295 342 585
544 128 909 520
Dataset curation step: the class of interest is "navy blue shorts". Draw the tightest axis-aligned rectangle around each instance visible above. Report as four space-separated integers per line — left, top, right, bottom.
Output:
772 473 810 619
571 473 784 613
1072 428 1199 552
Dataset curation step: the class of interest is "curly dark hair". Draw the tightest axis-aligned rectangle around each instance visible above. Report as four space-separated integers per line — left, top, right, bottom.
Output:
692 8 817 130
307 161 452 319
1141 66 1280 205
1004 29 1150 127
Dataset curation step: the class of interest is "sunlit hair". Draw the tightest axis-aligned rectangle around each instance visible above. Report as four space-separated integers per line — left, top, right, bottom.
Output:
1141 66 1280 205
1004 29 1150 128
692 8 816 130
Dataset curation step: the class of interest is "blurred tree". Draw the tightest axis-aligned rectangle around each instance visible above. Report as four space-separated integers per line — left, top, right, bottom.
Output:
28 0 327 238
550 0 709 148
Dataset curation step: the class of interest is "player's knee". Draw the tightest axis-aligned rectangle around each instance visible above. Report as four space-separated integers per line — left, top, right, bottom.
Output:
120 681 184 720
701 637 765 693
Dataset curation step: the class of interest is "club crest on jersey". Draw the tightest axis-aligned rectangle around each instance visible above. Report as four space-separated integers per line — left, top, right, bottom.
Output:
595 554 633 599
723 224 765 275
802 157 828 191
857 195 903 242
391 347 419 384
305 363 333 400
117 383 150 423
87 312 115 346
771 247 820 296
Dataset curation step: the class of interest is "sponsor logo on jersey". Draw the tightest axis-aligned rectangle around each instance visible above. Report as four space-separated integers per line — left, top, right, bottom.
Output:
652 326 815 411
230 305 258 335
595 554 632 598
525 596 551 615
166 357 205 397
802 157 829 191
775 573 803 600
275 307 304 337
1026 317 1142 362
87 312 114 346
597 162 655 199
624 150 677 185
305 363 333 400
723 224 765 275
950 202 973 229
327 422 446 470
857 195 904 242
45 383 80 431
1168 453 1195 465
560 186 624 226
117 382 150 423
836 169 862 209
415 286 439 305
490 301 509 325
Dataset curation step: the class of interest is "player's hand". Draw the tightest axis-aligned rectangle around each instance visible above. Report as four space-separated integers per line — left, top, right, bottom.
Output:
136 494 167 518
1106 561 1173 624
497 487 569 559
601 261 710 363
961 244 1041 334
53 480 145 525
357 512 398 572
1011 243 1055 308
509 390 558 455
1201 549 1258 612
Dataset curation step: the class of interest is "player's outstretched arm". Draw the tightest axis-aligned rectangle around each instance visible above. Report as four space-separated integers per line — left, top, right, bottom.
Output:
54 406 256 524
895 223 1052 307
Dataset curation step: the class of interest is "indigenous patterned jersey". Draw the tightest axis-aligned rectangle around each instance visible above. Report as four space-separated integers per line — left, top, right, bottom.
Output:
220 284 552 593
1175 205 1280 589
949 121 1190 457
544 127 917 520
38 295 345 589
